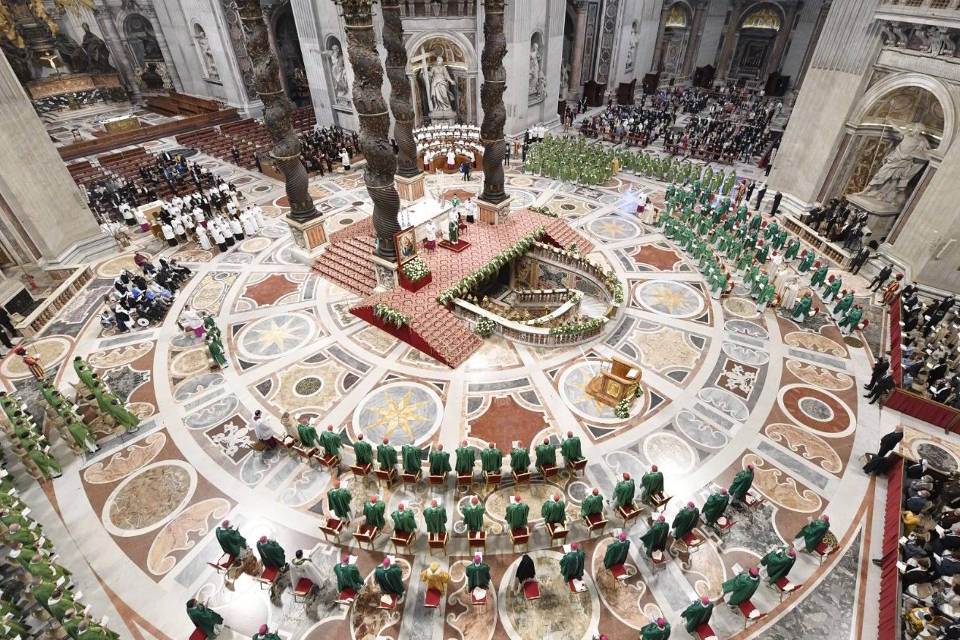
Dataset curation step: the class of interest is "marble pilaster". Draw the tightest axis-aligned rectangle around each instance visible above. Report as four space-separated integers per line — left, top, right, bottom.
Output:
568 1 589 94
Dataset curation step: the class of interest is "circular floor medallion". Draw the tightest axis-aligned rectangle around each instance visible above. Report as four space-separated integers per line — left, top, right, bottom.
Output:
236 312 316 360
103 461 197 537
634 280 704 318
352 381 443 446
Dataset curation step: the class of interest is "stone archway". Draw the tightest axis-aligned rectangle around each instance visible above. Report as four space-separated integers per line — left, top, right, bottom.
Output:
728 4 783 82
658 2 693 76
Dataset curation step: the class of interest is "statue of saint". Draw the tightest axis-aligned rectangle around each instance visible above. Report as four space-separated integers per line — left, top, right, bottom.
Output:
560 65 569 100
428 56 454 112
447 210 459 244
81 22 114 72
330 42 349 102
855 124 930 207
529 42 543 95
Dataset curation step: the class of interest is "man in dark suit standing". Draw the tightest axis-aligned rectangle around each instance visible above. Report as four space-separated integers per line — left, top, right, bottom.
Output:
770 191 783 215
865 357 890 391
755 184 767 210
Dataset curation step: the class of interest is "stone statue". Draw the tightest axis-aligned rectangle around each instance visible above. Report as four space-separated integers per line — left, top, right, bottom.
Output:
329 42 349 102
855 124 930 207
625 23 638 73
195 27 219 81
81 22 114 72
55 32 89 73
529 41 543 95
560 65 569 100
428 56 454 112
928 26 956 57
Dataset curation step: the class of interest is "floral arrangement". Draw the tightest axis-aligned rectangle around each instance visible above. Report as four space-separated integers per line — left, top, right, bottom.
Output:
548 317 606 336
436 226 546 305
529 205 559 218
474 316 495 338
634 383 644 399
372 303 410 328
606 273 624 305
401 256 431 282
614 398 631 419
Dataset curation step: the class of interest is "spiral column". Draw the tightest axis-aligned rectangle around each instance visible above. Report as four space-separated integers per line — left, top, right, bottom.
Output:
337 0 402 260
478 0 510 208
381 0 420 179
236 0 318 224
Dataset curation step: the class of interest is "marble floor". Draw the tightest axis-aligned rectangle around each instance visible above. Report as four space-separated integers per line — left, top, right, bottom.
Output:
0 135 920 640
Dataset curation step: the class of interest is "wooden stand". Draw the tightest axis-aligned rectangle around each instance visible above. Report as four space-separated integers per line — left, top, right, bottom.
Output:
587 356 642 407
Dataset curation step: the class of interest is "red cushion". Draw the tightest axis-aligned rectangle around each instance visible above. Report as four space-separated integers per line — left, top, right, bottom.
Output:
338 587 356 602
424 588 442 607
260 565 278 582
295 578 313 594
190 629 207 640
695 623 715 639
610 563 626 580
523 580 540 600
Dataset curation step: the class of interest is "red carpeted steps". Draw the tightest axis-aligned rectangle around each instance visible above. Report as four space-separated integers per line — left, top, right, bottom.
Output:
544 219 595 254
312 236 378 297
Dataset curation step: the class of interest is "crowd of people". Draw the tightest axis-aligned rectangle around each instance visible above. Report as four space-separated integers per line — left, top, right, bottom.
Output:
100 255 191 333
897 286 960 407
801 197 871 252
297 126 359 176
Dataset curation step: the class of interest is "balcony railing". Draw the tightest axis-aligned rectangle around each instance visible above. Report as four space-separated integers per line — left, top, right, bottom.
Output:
876 0 960 24
400 0 477 18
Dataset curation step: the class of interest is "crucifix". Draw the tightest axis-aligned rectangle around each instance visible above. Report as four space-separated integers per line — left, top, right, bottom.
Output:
410 46 433 110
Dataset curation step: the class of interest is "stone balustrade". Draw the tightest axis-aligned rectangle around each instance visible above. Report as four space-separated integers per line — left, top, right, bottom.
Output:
400 0 477 17
529 242 620 308
15 266 94 337
512 288 577 305
453 298 605 346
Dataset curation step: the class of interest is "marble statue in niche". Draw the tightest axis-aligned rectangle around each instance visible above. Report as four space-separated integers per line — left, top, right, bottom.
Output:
854 124 930 207
625 21 638 74
528 34 545 99
194 24 219 81
81 22 114 71
927 26 956 57
428 56 454 112
329 41 350 103
560 64 569 100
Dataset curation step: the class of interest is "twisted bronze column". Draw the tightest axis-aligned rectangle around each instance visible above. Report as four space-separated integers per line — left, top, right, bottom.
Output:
381 0 420 178
236 0 317 223
337 0 402 259
478 0 508 204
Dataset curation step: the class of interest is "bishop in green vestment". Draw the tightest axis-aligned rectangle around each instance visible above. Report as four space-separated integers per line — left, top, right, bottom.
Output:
466 555 490 590
672 502 700 540
614 473 636 508
681 597 713 633
73 357 95 390
506 496 529 530
216 520 246 557
206 333 227 368
297 420 319 448
761 546 796 583
256 536 286 569
391 504 416 533
327 481 351 519
603 532 630 568
455 441 475 475
253 624 282 640
723 567 760 606
581 488 604 517
377 440 397 471
429 445 451 475
701 488 729 526
561 430 583 463
640 516 668 557
423 500 447 534
319 426 341 457
560 542 585 581
353 435 373 466
364 497 386 529
729 465 754 502
463 496 485 532
335 556 364 592
796 514 830 552
510 446 530 473
541 494 566 525
641 466 663 502
640 618 671 640
375 557 404 595
535 439 556 470
186 599 223 638
107 399 140 433
481 442 502 474
401 444 422 475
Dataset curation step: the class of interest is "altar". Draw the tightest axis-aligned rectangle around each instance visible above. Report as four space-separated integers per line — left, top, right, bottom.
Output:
100 113 142 133
398 198 454 244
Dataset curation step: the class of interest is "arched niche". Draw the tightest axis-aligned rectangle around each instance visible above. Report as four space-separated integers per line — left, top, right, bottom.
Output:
728 3 784 81
122 13 165 90
270 3 310 106
529 31 546 105
660 2 692 76
192 23 220 83
405 32 477 124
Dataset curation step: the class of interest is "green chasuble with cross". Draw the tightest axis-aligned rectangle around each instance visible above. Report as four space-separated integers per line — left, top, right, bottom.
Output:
535 443 556 468
364 500 386 528
423 506 447 533
722 572 760 606
729 468 754 501
428 449 451 475
376 444 397 470
466 561 490 590
391 509 416 533
297 424 320 448
561 436 583 462
375 564 404 595
463 504 485 532
640 521 668 556
353 440 373 465
613 479 635 508
603 539 630 568
188 603 223 638
216 527 246 556
505 502 529 530
701 492 729 525
401 444 422 475
797 519 830 552
639 621 671 640
681 599 713 633
327 487 351 519
761 547 796 583
580 494 603 518
560 548 585 581
335 562 363 592
640 471 663 501
510 447 530 473
672 506 699 540
481 447 502 473
257 539 285 569
541 499 566 525
319 430 341 456
455 446 475 474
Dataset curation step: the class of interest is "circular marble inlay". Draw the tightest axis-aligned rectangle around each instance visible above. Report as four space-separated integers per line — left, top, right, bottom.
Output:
634 280 704 318
724 319 768 339
236 312 316 360
642 432 696 475
103 461 196 537
561 203 576 210
96 253 148 278
559 361 647 423
294 376 323 396
340 218 354 225
844 336 864 349
238 237 272 253
170 347 211 378
253 185 271 192
916 443 960 473
589 216 642 242
722 297 760 319
0 336 71 379
798 397 834 422
353 381 443 446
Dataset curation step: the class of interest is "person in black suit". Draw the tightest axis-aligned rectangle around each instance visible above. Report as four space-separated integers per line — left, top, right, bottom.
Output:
867 373 896 404
770 191 783 215
869 264 893 291
755 185 767 210
866 358 891 391
850 246 872 275
863 427 904 474
0 307 16 337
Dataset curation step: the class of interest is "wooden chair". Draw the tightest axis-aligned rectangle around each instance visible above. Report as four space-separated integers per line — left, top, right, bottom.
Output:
375 467 398 488
735 599 767 627
468 530 486 552
509 527 530 552
545 522 569 546
207 552 235 574
189 629 207 640
566 457 587 477
646 550 668 573
770 577 802 602
608 563 628 585
743 490 765 509
428 532 447 554
693 623 717 640
335 587 357 606
567 578 588 595
670 530 705 557
511 469 531 486
377 593 398 610
400 469 421 489
353 524 380 551
293 578 314 603
616 502 642 528
646 492 672 513
456 473 473 495
349 461 372 477
424 588 442 608
706 515 735 539
537 463 559 479
471 589 487 605
256 564 280 590
582 512 608 536
484 470 501 490
319 452 341 471
812 538 838 565
391 530 416 554
522 579 540 600
428 472 446 488
320 517 347 542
